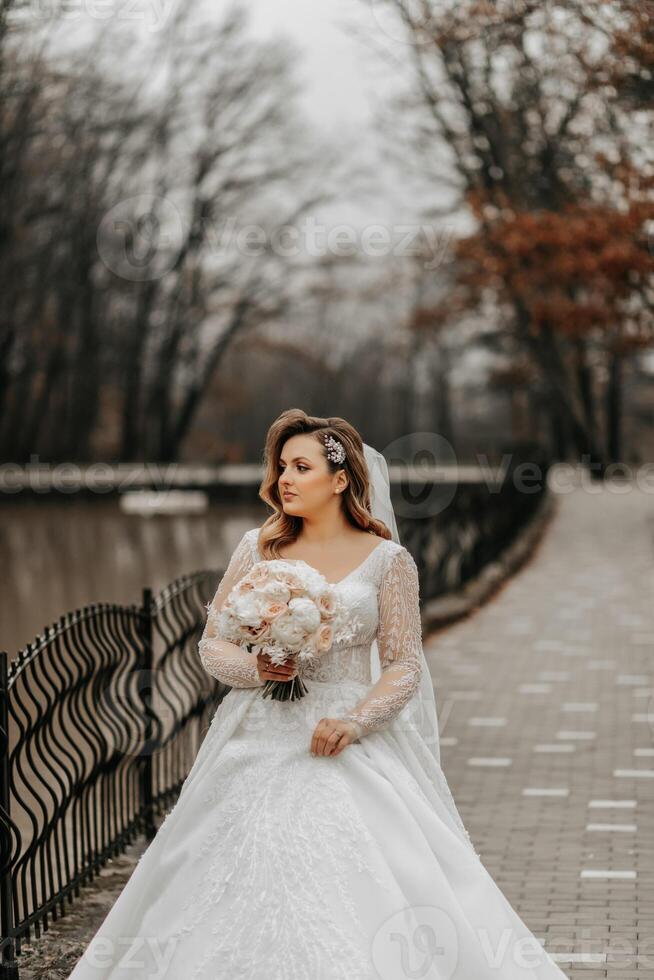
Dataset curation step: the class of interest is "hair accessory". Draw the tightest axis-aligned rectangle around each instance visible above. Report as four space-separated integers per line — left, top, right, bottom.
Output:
323 433 346 464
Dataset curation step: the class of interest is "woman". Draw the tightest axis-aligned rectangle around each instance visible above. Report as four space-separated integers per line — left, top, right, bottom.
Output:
70 409 569 980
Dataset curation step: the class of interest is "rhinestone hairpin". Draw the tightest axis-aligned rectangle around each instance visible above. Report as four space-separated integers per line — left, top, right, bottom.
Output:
323 433 346 464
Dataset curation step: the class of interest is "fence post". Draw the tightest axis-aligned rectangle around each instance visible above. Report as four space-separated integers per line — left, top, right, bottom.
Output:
139 590 156 843
0 652 19 980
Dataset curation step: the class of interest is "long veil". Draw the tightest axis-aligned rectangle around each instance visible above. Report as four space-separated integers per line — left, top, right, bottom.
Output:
363 443 477 854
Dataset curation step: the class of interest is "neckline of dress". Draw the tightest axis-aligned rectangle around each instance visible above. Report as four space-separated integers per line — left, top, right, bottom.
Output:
255 536 388 587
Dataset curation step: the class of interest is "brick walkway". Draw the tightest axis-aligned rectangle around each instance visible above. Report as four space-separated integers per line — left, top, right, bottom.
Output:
16 469 654 979
427 470 654 979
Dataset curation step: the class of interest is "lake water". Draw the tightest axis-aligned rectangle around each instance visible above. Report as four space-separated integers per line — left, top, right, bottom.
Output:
1 499 265 656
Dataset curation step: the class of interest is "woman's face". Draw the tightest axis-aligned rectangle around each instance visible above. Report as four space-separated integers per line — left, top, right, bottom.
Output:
277 433 346 517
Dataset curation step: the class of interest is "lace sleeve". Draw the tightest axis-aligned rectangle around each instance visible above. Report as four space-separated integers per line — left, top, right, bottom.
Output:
341 547 423 738
198 530 264 689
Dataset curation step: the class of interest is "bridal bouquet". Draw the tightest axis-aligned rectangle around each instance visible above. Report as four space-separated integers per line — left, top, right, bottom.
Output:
214 559 357 702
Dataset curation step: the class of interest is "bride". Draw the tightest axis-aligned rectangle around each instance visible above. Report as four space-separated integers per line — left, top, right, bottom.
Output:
70 409 569 980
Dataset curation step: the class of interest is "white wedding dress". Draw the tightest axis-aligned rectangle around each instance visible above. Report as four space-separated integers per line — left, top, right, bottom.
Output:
70 527 569 980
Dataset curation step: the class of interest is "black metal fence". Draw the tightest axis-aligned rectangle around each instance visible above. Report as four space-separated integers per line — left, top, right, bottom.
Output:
396 451 551 600
0 569 221 979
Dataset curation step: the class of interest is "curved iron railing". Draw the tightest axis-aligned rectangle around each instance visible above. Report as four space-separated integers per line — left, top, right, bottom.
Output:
0 569 220 979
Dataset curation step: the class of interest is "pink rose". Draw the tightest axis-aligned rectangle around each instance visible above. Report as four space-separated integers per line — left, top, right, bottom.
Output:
249 564 271 585
263 601 288 621
314 623 333 653
282 572 305 594
318 593 335 617
245 623 270 641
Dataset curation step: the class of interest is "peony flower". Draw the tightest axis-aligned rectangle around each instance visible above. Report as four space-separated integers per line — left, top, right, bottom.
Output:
269 614 308 649
287 597 321 633
259 580 292 602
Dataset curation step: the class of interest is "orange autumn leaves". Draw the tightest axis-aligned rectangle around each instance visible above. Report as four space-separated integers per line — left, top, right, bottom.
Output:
456 197 654 346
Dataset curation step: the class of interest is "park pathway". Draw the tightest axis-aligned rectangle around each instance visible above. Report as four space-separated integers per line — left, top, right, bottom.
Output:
427 467 654 980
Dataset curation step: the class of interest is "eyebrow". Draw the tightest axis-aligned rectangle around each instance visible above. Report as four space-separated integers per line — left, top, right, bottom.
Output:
279 456 311 464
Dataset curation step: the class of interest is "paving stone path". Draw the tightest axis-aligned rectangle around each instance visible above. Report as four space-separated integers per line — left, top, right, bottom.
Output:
426 471 654 979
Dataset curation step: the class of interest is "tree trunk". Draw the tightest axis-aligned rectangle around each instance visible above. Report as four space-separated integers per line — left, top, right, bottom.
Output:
169 295 254 458
606 348 622 463
548 398 569 459
530 320 606 475
120 279 159 461
574 337 597 451
432 344 454 445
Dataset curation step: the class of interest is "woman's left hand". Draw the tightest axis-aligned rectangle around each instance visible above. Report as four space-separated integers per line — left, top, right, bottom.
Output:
310 718 359 757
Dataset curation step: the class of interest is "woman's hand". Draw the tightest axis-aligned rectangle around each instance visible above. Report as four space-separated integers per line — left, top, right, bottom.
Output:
310 717 359 757
256 651 297 683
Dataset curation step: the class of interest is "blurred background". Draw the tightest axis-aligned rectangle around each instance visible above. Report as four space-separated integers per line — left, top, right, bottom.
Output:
1 0 653 650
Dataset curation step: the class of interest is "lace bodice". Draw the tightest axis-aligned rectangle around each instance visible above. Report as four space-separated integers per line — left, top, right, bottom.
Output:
198 527 423 739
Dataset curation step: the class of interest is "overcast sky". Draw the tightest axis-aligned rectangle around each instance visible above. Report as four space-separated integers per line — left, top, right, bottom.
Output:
235 0 444 231
244 0 381 128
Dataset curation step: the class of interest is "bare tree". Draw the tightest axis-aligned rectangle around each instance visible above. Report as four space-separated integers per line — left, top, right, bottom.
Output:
359 0 654 465
0 3 342 462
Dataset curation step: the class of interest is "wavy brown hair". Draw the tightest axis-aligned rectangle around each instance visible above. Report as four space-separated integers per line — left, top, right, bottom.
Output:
257 408 393 558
